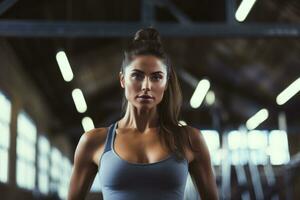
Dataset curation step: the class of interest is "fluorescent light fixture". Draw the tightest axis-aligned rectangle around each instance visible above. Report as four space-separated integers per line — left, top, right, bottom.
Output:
235 0 257 22
82 116 95 132
190 79 210 109
246 108 269 130
71 88 87 113
56 51 74 82
205 90 215 105
276 77 300 105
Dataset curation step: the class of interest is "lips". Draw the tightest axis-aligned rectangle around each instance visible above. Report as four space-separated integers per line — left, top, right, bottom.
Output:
138 95 154 99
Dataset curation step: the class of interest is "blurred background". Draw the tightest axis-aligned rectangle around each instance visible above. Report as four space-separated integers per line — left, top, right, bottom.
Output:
0 0 300 199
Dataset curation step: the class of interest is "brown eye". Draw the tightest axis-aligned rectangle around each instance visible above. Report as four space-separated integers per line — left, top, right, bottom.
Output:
132 73 143 80
151 75 162 81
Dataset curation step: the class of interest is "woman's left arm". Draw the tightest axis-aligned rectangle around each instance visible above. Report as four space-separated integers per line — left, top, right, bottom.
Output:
187 127 219 200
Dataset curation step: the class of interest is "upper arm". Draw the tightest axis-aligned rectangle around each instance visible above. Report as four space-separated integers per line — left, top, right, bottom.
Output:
187 127 219 200
67 128 107 200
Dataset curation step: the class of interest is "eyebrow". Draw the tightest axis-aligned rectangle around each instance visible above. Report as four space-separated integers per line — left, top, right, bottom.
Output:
131 69 164 75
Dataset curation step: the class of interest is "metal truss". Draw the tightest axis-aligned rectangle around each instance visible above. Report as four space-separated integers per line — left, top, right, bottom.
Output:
0 0 299 38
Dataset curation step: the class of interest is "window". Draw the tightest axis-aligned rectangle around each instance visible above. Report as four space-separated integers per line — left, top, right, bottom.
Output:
16 111 37 189
269 130 290 165
38 136 50 194
227 130 248 165
58 157 72 199
248 130 268 165
0 91 11 183
201 130 221 165
227 129 290 166
50 147 72 199
50 147 61 193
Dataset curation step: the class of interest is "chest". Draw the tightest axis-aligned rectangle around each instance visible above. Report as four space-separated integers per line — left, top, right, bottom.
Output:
113 129 170 164
99 151 188 191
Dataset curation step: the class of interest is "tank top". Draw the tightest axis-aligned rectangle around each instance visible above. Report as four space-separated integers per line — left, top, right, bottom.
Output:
98 121 189 200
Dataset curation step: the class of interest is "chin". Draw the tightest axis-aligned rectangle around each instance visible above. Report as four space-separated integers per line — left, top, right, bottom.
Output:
136 102 156 109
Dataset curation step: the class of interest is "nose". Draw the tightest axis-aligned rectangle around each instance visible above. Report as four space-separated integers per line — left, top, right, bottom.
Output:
142 76 150 92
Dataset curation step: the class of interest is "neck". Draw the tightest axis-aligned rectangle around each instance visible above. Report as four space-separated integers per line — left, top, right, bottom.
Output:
118 103 160 133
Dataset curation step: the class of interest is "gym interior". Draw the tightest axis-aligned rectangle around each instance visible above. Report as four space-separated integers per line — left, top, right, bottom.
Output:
0 0 300 199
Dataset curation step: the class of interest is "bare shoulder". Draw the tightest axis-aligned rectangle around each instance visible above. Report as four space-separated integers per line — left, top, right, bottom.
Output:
184 126 210 162
80 127 109 147
74 127 109 167
185 126 205 151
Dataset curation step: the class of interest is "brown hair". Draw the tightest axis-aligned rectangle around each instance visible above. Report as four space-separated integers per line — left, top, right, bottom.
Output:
120 27 189 161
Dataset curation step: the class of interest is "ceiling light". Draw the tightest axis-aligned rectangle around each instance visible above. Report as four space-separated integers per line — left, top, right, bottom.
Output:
56 51 74 82
205 90 215 105
190 79 210 109
71 88 87 113
235 0 257 22
276 77 300 105
246 108 269 130
82 116 95 132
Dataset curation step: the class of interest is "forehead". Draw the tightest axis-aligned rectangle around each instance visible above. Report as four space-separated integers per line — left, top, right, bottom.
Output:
127 55 167 73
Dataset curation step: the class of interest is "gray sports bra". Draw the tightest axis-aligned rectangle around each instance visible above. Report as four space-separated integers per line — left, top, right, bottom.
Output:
98 122 189 200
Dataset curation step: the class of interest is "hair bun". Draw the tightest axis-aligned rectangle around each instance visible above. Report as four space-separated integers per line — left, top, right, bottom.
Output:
133 27 161 44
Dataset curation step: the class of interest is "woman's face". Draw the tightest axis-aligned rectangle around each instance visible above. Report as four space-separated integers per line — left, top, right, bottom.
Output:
120 55 168 110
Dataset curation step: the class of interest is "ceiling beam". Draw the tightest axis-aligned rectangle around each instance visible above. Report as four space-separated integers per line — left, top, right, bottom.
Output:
0 21 299 38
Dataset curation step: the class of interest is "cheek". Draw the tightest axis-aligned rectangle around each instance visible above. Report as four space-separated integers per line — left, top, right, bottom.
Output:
124 81 140 97
156 80 167 91
154 84 167 99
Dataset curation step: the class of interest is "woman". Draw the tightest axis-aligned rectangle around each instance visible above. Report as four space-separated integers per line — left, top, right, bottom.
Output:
68 27 218 200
